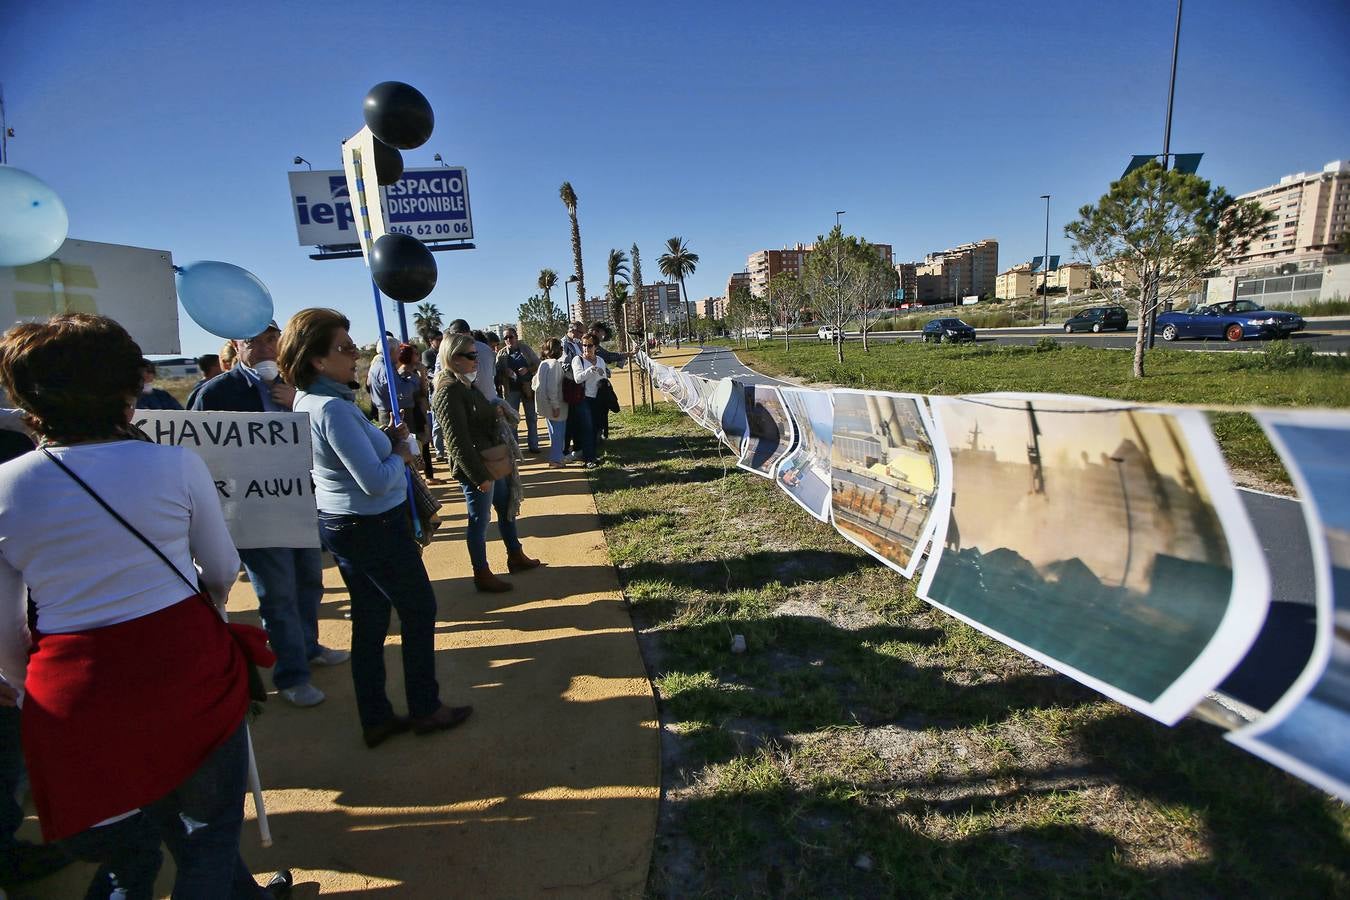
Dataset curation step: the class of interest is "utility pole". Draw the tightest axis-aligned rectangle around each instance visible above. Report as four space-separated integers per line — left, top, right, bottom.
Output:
1040 195 1051 325
1148 0 1184 350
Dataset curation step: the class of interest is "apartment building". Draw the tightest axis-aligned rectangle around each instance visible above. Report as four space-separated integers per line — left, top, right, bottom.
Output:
726 271 752 300
747 242 894 296
631 281 683 326
569 295 610 326
898 239 999 303
996 260 1092 299
1224 159 1350 275
697 296 727 319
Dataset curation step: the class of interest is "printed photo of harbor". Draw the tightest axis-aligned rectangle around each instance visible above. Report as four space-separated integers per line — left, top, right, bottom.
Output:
921 395 1264 719
1234 415 1350 799
830 391 942 575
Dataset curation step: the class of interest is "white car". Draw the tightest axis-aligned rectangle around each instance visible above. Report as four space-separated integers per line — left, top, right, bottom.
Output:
817 326 841 342
754 327 772 340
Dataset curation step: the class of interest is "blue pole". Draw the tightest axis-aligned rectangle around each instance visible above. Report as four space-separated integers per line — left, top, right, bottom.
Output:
369 278 422 538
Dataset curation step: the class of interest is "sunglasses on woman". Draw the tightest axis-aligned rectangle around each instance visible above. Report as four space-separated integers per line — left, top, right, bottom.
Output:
456 352 478 360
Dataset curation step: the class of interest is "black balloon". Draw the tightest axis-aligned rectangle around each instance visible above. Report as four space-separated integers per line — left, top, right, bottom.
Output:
363 82 434 150
370 233 437 303
373 138 403 186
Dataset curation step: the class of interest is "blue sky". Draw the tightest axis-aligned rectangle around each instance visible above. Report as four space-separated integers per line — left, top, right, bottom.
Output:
5 0 1348 355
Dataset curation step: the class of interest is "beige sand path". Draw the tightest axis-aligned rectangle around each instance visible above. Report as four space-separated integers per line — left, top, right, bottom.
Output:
22 445 659 897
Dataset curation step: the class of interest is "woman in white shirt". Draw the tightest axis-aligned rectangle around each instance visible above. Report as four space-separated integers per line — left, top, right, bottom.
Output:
532 338 568 468
0 314 289 899
569 336 609 469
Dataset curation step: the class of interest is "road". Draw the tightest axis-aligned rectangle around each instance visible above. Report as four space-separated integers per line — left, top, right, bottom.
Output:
677 345 1317 713
754 317 1350 353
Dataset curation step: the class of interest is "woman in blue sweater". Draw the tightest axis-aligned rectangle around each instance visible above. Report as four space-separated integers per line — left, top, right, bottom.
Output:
279 309 471 749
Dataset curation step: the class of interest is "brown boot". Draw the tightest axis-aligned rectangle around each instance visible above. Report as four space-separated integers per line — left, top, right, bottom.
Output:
473 566 512 593
507 548 543 573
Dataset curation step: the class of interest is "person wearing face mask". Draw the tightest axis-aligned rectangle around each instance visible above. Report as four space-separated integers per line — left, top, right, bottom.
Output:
192 320 348 709
133 360 182 410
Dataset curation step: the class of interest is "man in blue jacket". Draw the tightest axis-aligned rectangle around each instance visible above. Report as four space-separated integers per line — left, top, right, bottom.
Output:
192 319 348 707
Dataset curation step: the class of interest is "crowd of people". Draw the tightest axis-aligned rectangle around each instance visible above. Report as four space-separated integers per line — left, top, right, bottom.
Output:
0 308 630 897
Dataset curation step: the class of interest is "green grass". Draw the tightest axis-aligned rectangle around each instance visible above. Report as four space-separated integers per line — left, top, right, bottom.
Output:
592 407 1350 898
732 340 1350 486
1267 297 1350 317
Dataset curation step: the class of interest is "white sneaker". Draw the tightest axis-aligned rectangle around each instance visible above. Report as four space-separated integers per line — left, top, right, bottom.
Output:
563 452 578 463
281 683 326 707
308 646 350 667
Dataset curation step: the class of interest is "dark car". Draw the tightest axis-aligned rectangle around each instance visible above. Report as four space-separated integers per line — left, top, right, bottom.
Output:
1156 299 1305 343
921 318 977 343
1063 305 1129 333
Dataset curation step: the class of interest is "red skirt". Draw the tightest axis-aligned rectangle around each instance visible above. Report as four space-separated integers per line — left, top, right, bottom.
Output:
21 596 252 842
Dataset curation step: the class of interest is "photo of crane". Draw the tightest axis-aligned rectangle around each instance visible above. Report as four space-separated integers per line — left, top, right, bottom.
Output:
918 393 1269 724
1230 411 1350 801
830 390 946 576
739 384 795 479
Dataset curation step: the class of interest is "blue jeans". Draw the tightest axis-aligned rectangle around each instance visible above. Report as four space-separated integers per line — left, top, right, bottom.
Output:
64 721 268 899
546 418 566 464
237 546 324 691
429 407 444 457
459 478 521 571
570 398 596 462
317 503 441 730
505 390 539 451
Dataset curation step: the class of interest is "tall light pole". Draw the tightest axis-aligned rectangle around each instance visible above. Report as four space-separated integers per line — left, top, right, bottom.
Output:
1040 194 1051 326
564 274 579 322
835 210 846 229
293 156 312 171
1147 0 1184 350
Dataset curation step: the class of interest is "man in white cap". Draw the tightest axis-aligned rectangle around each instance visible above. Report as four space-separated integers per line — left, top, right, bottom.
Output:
192 319 348 707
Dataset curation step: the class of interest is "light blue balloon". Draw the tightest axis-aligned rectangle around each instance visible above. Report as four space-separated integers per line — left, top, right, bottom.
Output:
176 261 275 339
0 166 70 267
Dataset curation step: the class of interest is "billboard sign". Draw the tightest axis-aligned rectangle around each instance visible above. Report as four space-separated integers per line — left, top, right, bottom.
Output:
0 238 180 353
288 166 473 248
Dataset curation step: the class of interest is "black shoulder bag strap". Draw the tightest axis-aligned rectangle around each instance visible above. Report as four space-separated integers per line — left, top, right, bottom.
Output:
41 447 270 705
41 447 202 597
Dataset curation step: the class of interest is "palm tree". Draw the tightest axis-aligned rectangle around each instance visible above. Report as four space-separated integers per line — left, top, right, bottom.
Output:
537 268 558 305
559 182 585 320
658 236 699 343
606 248 630 347
412 302 443 342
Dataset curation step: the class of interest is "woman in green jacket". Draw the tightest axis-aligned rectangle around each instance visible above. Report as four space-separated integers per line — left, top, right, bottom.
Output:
432 333 540 592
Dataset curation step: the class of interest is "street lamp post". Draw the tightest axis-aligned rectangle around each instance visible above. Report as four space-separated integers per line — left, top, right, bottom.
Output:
293 156 312 171
1147 0 1184 350
1040 194 1051 326
564 274 579 322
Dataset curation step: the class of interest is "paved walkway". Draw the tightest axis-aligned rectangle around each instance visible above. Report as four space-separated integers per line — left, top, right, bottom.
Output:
21 443 660 897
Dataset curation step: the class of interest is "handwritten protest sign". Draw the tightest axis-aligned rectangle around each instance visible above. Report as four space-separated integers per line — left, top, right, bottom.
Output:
133 411 319 549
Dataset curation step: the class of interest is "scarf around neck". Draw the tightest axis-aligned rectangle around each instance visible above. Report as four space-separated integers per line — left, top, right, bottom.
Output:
305 374 357 402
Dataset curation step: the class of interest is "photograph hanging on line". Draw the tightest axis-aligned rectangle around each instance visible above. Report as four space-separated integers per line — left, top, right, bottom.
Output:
686 376 715 426
917 393 1269 725
710 378 749 453
739 384 796 479
675 372 700 412
776 387 835 522
1229 410 1350 801
830 390 947 575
